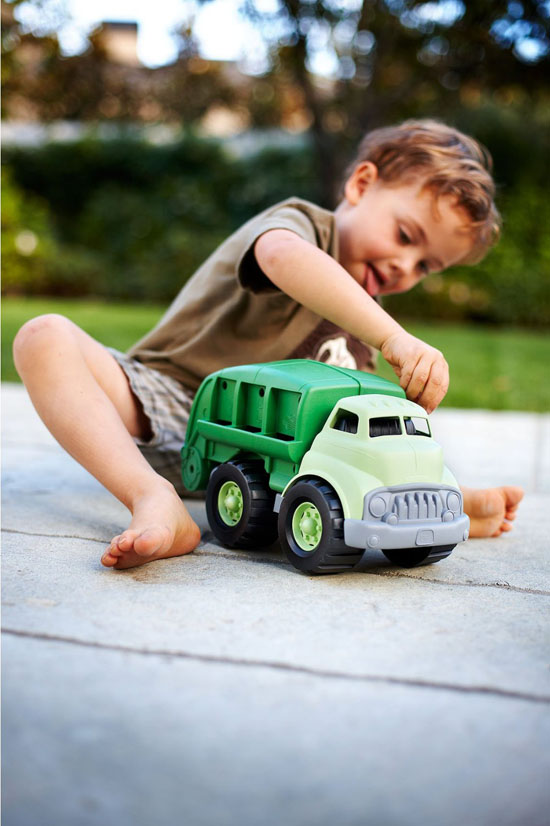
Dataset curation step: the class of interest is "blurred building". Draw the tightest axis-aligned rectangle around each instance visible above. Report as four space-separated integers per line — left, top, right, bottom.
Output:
98 21 140 67
1 12 313 144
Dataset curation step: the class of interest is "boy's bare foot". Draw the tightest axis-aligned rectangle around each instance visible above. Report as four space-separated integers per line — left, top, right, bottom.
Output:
461 485 524 538
101 482 201 570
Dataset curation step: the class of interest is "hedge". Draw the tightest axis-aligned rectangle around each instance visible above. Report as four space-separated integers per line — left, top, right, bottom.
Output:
3 110 549 326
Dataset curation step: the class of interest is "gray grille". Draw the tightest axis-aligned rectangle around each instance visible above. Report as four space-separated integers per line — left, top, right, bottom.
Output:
391 491 443 521
364 485 459 523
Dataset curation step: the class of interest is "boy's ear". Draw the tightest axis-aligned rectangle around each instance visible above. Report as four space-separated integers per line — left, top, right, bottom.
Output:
344 161 378 204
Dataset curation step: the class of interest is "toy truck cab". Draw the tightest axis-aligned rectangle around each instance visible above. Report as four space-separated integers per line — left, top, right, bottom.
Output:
181 360 469 574
283 393 469 569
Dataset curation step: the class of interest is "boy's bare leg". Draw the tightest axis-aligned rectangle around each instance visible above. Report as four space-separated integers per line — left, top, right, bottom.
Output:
13 314 201 570
461 486 524 538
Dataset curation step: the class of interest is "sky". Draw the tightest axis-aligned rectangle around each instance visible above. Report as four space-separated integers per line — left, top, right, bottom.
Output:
16 0 273 68
14 0 547 70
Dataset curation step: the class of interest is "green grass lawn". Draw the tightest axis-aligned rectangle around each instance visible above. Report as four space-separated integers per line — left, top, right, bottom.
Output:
3 297 549 411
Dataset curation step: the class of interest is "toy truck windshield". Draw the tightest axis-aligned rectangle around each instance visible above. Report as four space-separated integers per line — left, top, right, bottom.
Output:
333 412 432 439
368 415 431 438
404 416 431 437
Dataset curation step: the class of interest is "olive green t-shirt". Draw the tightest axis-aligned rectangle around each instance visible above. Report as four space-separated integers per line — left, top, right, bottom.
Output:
129 198 376 391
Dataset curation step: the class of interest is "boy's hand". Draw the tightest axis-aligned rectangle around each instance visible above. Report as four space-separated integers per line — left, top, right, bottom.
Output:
380 330 449 414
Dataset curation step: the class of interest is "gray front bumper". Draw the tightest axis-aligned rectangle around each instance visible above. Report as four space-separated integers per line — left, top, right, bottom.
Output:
344 483 470 551
344 512 470 550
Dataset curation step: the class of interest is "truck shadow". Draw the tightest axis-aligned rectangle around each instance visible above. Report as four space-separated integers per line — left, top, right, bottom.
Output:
201 535 397 576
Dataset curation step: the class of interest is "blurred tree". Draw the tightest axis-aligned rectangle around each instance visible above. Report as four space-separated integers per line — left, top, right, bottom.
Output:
206 0 550 200
4 0 548 157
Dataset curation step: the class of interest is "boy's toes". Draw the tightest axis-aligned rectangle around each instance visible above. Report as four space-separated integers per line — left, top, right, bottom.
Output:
503 486 524 511
133 528 169 557
117 530 140 550
101 530 141 567
491 521 513 538
101 543 122 567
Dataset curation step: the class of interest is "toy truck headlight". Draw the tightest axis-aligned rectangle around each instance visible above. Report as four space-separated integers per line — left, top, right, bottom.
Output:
369 494 388 518
446 492 461 514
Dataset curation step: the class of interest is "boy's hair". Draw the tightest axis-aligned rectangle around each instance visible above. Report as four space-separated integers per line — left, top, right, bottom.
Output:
343 119 501 264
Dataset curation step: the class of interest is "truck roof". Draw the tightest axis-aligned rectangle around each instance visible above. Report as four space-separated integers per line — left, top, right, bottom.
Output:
209 359 406 398
334 394 426 416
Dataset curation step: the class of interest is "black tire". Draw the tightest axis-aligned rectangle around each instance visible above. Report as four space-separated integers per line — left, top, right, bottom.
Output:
206 459 278 549
382 544 455 568
279 478 363 575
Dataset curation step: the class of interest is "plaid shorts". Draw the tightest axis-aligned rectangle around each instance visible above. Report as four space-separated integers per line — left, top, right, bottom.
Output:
107 348 196 495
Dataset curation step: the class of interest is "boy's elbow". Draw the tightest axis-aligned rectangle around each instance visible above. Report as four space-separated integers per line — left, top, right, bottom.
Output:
254 230 302 286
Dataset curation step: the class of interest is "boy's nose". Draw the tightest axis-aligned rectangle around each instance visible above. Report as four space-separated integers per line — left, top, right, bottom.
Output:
391 254 417 284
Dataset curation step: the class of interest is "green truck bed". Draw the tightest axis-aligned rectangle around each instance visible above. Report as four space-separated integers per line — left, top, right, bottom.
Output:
181 359 405 493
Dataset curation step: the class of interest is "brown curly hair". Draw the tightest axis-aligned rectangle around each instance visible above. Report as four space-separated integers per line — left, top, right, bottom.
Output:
342 119 501 264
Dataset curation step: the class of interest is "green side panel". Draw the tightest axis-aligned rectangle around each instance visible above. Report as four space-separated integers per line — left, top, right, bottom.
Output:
266 387 301 440
196 420 305 462
235 382 265 431
268 458 298 493
212 377 236 424
181 359 406 492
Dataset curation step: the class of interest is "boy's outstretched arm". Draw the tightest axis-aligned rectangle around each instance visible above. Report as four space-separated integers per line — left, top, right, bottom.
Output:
255 229 449 413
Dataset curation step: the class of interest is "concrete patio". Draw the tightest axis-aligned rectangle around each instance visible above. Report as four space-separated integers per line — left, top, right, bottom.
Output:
2 382 549 826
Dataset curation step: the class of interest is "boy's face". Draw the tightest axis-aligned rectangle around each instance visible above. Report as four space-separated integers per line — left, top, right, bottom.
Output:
335 162 473 297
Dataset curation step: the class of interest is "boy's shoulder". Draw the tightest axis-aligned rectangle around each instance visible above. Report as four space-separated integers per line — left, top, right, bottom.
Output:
262 196 333 224
248 197 335 251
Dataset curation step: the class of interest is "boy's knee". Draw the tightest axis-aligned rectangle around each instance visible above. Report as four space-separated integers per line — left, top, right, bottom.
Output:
13 314 72 374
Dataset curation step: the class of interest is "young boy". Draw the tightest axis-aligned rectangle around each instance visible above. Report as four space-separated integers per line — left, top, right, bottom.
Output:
13 119 523 570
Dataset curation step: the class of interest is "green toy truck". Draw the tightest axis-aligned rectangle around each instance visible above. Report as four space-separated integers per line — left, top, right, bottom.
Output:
181 359 469 574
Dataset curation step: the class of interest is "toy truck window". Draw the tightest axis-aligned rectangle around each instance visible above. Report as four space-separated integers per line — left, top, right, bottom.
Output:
369 416 402 437
404 416 431 437
332 410 359 434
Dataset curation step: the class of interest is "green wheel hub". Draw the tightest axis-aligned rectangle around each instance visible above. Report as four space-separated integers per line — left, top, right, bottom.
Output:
218 481 244 526
292 501 323 551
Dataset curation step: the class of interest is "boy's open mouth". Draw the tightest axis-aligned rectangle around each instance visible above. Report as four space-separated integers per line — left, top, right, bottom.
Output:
364 263 386 295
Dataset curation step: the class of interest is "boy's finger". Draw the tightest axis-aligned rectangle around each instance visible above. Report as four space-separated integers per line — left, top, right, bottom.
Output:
397 354 420 393
416 358 449 412
404 352 433 403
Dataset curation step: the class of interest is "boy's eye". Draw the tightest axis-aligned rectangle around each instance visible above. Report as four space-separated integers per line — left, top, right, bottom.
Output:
418 260 429 276
399 228 411 244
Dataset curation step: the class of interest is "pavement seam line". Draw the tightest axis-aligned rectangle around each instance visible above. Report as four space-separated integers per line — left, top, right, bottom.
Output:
3 627 550 706
2 528 111 544
368 571 550 596
3 528 550 596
